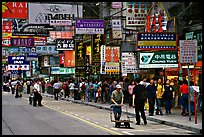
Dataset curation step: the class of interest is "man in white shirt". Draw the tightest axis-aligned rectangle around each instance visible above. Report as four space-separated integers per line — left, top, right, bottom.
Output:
53 80 61 100
33 79 43 106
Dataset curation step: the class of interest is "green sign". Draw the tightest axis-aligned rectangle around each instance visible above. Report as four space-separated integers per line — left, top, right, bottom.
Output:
51 67 75 74
139 51 178 68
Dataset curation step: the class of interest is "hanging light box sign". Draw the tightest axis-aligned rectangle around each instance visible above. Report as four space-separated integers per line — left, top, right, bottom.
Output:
56 39 75 50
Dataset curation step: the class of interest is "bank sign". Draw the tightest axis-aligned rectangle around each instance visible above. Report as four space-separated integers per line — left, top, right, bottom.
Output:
139 51 178 68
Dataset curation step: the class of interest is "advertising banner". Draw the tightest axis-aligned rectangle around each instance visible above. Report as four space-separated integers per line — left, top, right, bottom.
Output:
50 20 72 26
126 2 152 26
50 56 60 66
179 40 198 64
137 32 178 51
59 54 64 65
2 2 28 19
8 47 33 54
139 51 178 68
76 19 104 34
64 51 75 67
56 39 75 50
11 38 34 47
2 37 11 47
36 45 58 55
28 3 83 24
51 67 75 74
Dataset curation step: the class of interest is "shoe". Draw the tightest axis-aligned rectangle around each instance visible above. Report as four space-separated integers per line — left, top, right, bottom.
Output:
166 112 169 115
144 120 147 125
160 113 163 116
156 112 159 115
149 114 153 116
169 111 171 114
181 112 185 115
136 123 140 125
33 105 37 107
38 104 43 106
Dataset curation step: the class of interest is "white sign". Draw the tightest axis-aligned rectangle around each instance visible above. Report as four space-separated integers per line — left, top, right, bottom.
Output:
179 40 198 64
50 20 72 26
112 19 122 30
121 53 137 74
100 45 106 74
8 64 30 71
75 28 104 35
28 3 83 24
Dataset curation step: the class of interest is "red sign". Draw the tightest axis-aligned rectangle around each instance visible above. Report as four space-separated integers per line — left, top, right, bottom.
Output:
64 51 75 67
49 31 73 40
2 21 13 33
2 2 28 19
59 54 64 65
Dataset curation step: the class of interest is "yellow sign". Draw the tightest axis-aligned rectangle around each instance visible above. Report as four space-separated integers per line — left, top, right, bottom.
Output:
138 41 176 46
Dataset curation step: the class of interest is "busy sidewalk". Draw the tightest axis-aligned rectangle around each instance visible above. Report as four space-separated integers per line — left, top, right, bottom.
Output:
42 93 202 134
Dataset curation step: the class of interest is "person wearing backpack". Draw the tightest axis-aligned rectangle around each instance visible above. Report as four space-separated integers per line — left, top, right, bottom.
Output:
79 79 86 100
132 78 147 125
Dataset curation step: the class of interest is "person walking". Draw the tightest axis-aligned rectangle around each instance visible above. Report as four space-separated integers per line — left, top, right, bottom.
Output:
63 80 70 98
132 78 147 125
53 79 61 100
26 79 31 94
146 79 157 116
179 79 189 116
128 80 135 107
33 79 43 107
163 79 174 115
93 80 99 103
111 84 124 126
69 80 75 98
155 78 164 115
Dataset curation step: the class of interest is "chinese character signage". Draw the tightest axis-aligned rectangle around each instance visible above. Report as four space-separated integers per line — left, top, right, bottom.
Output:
51 67 75 74
75 19 104 34
36 45 58 54
121 52 137 74
2 21 13 33
8 56 29 65
145 2 168 32
11 38 34 47
126 2 152 26
139 51 178 68
56 39 75 50
2 2 28 19
50 20 72 26
179 40 198 64
92 34 103 64
75 41 86 67
112 2 122 8
137 32 178 50
64 51 75 67
26 52 38 61
49 31 73 40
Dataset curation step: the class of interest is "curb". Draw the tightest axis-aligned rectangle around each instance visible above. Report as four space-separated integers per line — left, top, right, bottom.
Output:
43 94 202 134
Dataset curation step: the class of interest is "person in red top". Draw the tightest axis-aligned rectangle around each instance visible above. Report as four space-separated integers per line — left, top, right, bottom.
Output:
179 79 189 116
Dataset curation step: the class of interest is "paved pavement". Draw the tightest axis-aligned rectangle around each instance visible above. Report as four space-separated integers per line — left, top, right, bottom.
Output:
42 93 202 134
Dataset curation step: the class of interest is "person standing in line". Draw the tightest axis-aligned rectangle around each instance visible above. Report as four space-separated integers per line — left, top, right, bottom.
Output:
146 79 157 116
26 79 31 94
111 84 124 124
179 79 189 116
163 79 174 115
15 81 20 98
173 78 179 108
128 80 135 107
53 79 61 100
155 78 164 115
33 79 43 107
93 80 99 103
79 79 86 101
63 80 70 98
41 78 45 94
132 78 147 125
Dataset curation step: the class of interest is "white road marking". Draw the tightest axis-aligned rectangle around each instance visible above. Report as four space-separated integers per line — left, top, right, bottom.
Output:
122 131 134 135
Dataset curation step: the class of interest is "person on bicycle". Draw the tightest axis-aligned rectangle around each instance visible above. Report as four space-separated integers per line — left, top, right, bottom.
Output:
111 84 124 122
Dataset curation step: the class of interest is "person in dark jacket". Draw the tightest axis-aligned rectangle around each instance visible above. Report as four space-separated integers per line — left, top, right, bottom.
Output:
132 78 147 125
163 79 174 115
146 78 157 116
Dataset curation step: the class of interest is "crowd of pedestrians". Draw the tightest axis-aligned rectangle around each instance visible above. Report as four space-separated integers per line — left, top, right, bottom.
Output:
2 76 202 124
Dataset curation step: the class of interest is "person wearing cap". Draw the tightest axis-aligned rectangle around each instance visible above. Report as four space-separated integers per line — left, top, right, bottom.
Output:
111 84 124 123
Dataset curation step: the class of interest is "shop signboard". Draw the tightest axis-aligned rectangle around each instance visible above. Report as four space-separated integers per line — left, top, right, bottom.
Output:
75 19 104 34
137 32 178 51
64 51 75 67
26 52 38 61
49 31 73 40
121 52 137 74
2 2 28 19
50 20 72 26
179 40 198 64
56 39 75 50
11 38 34 47
92 34 103 64
49 56 60 67
36 45 58 55
139 51 178 68
112 2 122 8
28 3 83 24
51 67 75 74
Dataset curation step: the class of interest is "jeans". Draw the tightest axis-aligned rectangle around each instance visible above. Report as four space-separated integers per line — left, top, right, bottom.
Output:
156 98 163 114
148 97 156 115
190 101 194 113
181 94 188 113
54 89 59 100
112 102 122 121
164 100 172 113
94 91 98 103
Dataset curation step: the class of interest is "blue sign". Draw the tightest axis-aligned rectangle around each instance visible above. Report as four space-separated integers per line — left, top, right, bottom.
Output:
27 52 38 58
8 56 30 65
